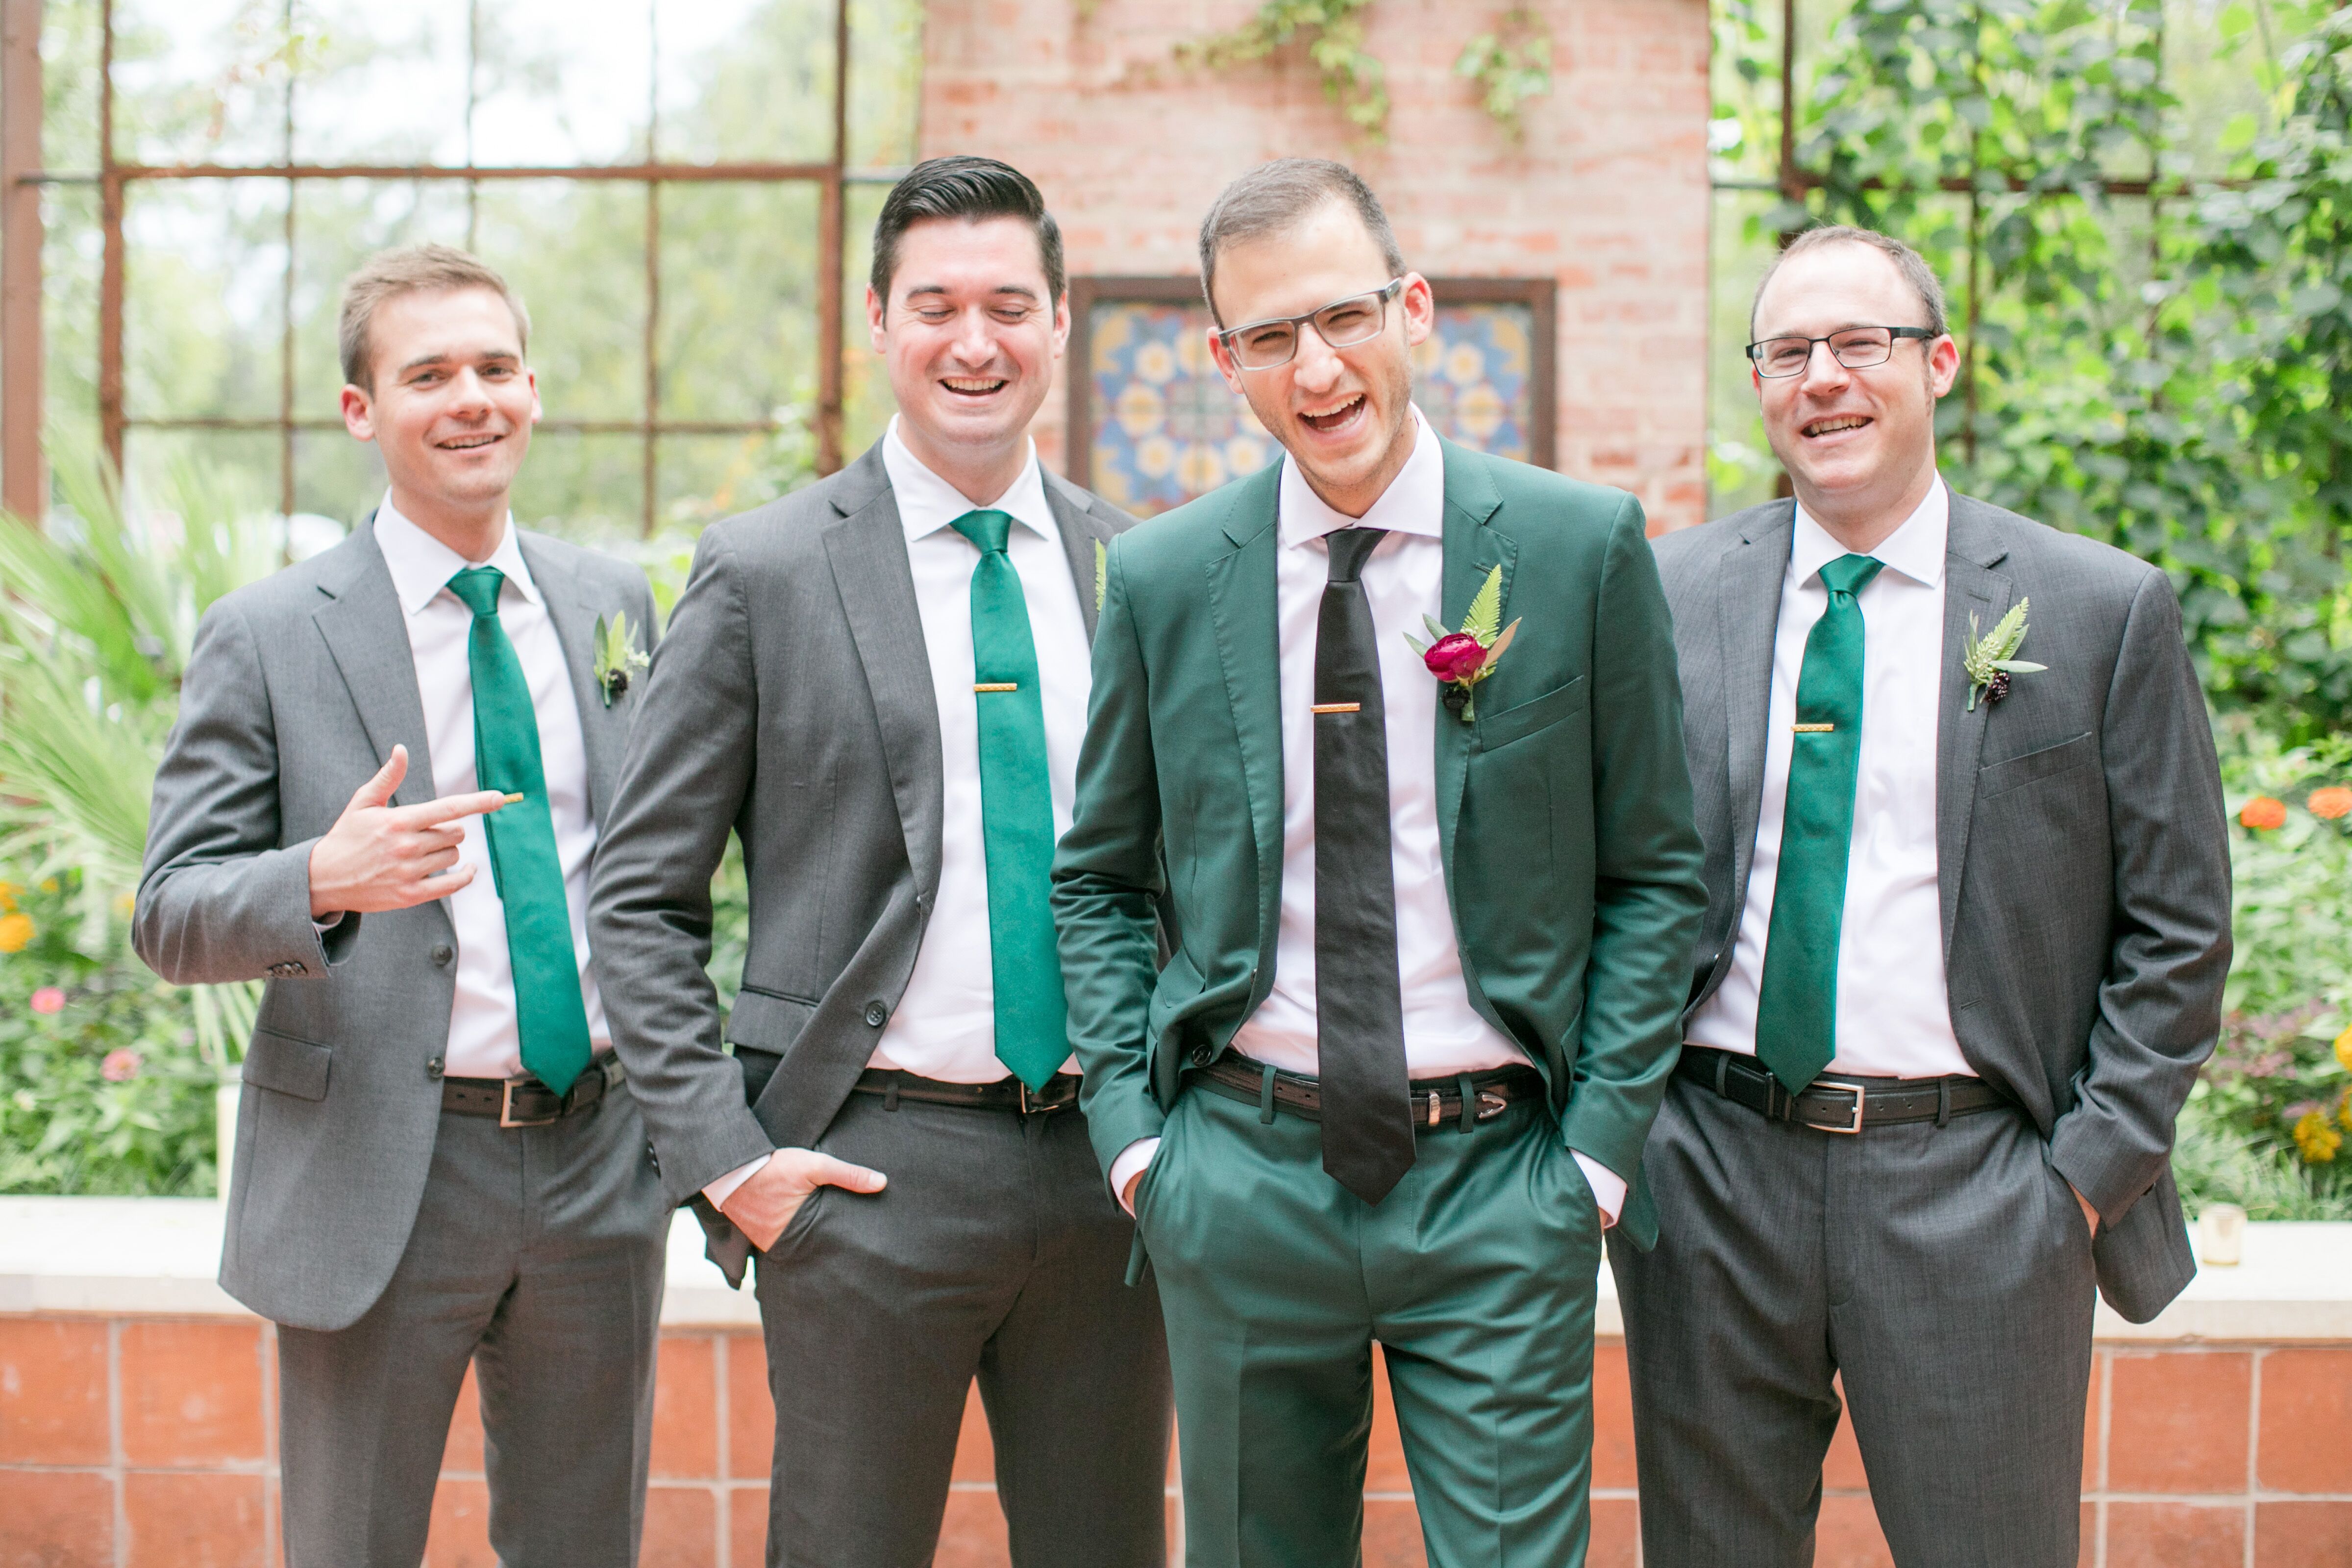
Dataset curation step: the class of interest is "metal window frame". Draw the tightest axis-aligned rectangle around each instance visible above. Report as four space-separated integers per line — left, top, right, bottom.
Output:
4 0 884 534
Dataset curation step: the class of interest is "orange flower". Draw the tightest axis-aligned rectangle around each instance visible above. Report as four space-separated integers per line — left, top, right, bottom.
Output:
2308 786 2352 821
2239 796 2288 831
0 913 32 953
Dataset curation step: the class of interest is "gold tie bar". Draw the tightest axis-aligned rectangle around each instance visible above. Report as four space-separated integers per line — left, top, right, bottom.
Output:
974 682 1019 693
1792 722 1835 733
1312 702 1362 715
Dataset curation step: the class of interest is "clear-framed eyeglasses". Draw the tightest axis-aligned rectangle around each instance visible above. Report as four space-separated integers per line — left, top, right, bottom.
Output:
1745 325 1937 378
1215 279 1407 371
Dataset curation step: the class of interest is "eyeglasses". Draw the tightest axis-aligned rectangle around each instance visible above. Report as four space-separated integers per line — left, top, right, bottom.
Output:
1215 279 1407 371
1745 325 1937 378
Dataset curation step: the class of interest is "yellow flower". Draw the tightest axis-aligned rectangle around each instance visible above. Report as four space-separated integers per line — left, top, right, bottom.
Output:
2294 1108 2343 1164
2338 1026 2352 1075
0 913 32 954
37 878 57 894
0 881 17 912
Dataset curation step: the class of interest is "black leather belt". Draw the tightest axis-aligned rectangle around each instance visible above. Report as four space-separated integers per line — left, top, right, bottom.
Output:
1193 1051 1544 1133
851 1068 1082 1116
443 1052 622 1127
1678 1045 2009 1134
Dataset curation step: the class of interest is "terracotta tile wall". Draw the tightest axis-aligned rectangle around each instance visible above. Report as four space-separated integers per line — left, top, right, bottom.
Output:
5 1319 2348 1567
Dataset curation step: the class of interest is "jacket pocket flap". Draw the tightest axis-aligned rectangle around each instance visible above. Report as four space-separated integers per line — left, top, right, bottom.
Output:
1978 730 2096 800
1476 676 1587 752
243 1028 331 1101
726 987 820 1050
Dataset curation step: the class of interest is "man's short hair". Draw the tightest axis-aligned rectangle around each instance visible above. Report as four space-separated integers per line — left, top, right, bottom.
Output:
338 244 531 391
1196 158 1406 326
1750 224 1950 340
869 155 1065 308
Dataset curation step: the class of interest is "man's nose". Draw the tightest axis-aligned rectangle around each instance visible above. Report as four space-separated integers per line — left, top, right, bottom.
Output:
1290 326 1345 394
949 307 998 368
1796 338 1852 394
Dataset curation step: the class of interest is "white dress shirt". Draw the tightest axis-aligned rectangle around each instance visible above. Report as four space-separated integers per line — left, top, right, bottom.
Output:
703 420 1091 1206
372 500 607 1081
1110 410 1625 1222
1684 477 1973 1079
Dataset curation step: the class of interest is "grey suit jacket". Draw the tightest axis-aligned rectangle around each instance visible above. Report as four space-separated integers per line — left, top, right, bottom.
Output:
587 441 1137 1286
134 523 657 1332
1653 492 2231 1323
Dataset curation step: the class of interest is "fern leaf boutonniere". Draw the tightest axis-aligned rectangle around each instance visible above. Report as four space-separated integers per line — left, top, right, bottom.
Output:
1961 599 2046 711
593 611 652 707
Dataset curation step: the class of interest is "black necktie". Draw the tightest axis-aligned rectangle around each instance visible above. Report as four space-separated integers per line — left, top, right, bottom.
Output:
1314 526 1415 1205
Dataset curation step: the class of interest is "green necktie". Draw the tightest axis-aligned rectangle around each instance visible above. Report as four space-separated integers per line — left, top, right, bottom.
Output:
1754 552 1884 1095
446 566 594 1097
948 510 1067 1092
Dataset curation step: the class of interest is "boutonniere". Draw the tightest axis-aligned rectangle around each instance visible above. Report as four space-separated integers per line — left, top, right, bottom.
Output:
1962 599 2046 711
593 611 651 707
1094 539 1108 613
1404 564 1520 722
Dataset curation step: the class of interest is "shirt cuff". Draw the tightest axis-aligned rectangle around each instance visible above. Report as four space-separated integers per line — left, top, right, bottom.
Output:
703 1152 772 1210
1573 1151 1626 1228
1109 1137 1161 1216
313 912 347 931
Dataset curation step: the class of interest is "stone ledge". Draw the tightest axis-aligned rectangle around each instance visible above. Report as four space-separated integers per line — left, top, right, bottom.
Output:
4 1197 2348 1340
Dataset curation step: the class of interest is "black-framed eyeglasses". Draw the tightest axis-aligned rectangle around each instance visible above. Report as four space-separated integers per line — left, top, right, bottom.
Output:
1745 325 1937 378
1215 279 1407 371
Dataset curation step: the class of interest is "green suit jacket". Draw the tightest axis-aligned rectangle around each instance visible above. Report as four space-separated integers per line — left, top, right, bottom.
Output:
1050 439 1707 1246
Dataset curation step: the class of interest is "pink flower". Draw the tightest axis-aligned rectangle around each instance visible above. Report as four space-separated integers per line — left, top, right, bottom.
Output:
1423 632 1489 684
101 1048 141 1082
28 986 65 1015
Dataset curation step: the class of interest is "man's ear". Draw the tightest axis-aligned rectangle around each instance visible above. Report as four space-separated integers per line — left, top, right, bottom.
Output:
1399 273 1436 349
1050 291 1071 357
1926 332 1961 398
866 284 889 353
1206 326 1245 397
341 383 376 443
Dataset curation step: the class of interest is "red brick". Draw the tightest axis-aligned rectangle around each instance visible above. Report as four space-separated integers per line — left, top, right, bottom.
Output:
2080 1502 2096 1568
639 1485 716 1568
1816 1494 1896 1568
2084 1352 2106 1493
441 1364 483 1474
729 1485 768 1568
119 1320 268 1468
422 1477 494 1568
2105 1501 2247 1568
1591 1342 1637 1491
2254 1500 2352 1568
1368 1346 1410 1493
1825 1399 1871 1493
951 1379 994 1484
1589 1496 1640 1568
725 1334 772 1481
2258 1349 2352 1494
936 1487 1010 1568
123 1470 268 1568
1362 1497 1427 1567
2107 1352 2253 1494
0 1468 114 1568
0 1317 110 1466
651 1336 718 1481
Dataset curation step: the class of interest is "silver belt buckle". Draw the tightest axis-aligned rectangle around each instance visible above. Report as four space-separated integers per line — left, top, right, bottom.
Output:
499 1079 561 1128
1815 1080 1865 1135
1017 1081 1066 1116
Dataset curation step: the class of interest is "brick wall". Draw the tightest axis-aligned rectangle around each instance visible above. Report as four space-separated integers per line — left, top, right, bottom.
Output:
7 1317 2349 1567
916 0 1713 534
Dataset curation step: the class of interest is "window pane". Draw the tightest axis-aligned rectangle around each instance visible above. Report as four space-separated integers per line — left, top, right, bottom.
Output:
841 182 891 458
43 184 103 485
290 179 472 414
471 0 653 167
656 183 817 424
124 178 287 421
110 0 292 165
511 430 644 539
475 181 649 423
654 0 835 164
122 428 279 527
293 423 384 530
657 432 804 535
287 0 471 165
848 0 923 170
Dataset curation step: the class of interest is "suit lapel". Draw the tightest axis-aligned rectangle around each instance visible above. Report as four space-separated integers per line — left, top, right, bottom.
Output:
311 527 438 809
1435 440 1509 891
1936 495 2014 958
516 535 627 825
1042 469 1111 644
1721 502 1795 928
822 448 946 907
1206 464 1286 944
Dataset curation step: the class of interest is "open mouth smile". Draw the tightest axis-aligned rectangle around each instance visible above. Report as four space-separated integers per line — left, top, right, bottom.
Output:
941 376 1009 399
436 431 503 451
1299 394 1366 435
1800 414 1871 440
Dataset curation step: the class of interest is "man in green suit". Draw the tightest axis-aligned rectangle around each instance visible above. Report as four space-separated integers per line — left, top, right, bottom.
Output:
1051 158 1708 1568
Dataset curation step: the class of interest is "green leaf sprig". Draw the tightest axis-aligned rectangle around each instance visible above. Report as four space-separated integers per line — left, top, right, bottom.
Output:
593 611 652 708
1962 598 2046 712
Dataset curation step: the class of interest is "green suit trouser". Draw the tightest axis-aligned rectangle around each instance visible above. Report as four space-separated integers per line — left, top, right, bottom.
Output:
1133 1075 1602 1568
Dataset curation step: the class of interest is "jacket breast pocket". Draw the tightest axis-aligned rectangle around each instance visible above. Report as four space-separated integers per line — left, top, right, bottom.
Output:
1477 676 1588 752
1978 730 2096 801
243 1028 331 1101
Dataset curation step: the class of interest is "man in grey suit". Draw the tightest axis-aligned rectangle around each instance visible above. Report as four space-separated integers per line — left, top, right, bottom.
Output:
1613 225 2232 1567
589 157 1170 1568
136 245 669 1567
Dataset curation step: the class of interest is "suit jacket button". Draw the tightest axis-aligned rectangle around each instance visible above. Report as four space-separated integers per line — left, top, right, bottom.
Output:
426 1057 445 1080
430 945 454 967
864 1002 889 1027
1190 1045 1216 1066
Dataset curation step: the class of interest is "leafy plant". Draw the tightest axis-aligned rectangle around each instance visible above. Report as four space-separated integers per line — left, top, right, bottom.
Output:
1180 0 1389 139
1456 9 1553 143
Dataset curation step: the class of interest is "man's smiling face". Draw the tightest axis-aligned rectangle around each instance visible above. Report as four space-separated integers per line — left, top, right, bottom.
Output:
869 215 1066 466
1206 199 1432 519
341 285 539 521
1750 240 1958 523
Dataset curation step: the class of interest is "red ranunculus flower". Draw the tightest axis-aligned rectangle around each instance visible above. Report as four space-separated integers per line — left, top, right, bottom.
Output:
28 985 65 1015
1423 632 1488 684
101 1048 142 1082
2307 786 2352 821
2240 796 2288 831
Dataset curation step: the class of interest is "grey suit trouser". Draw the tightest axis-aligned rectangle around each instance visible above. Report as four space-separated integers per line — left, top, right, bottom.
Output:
752 1090 1173 1568
275 1087 671 1568
1607 1073 2096 1568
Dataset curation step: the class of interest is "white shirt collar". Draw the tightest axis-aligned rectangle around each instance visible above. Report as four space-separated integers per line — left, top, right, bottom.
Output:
372 495 541 617
882 416 1058 546
1789 473 1948 592
1278 406 1445 548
